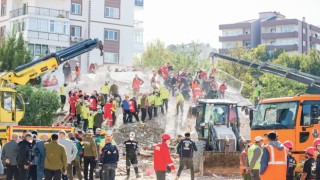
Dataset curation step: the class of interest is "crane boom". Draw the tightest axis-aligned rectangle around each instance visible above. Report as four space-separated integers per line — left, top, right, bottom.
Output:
211 53 320 90
0 38 103 87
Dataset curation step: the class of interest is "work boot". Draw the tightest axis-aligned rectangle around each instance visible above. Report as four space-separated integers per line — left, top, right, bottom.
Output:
136 174 141 178
125 176 130 180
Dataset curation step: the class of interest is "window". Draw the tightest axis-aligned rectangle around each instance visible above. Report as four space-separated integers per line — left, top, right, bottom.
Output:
303 40 306 46
301 101 320 126
50 20 55 33
134 32 143 43
71 3 81 15
135 0 144 6
37 19 48 32
271 41 276 45
28 44 49 56
303 28 307 34
56 47 62 52
271 28 276 33
12 21 24 32
104 30 119 41
2 92 12 111
0 26 5 37
29 18 37 31
70 26 81 37
105 7 119 19
1 4 6 16
104 52 118 63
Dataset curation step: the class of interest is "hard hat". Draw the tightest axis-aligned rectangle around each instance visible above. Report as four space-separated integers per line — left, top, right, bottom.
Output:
129 132 135 138
254 136 264 142
95 128 101 134
306 146 316 157
313 138 320 147
106 130 113 137
161 133 171 141
283 141 293 149
105 135 112 141
174 91 179 96
101 129 107 135
86 129 94 135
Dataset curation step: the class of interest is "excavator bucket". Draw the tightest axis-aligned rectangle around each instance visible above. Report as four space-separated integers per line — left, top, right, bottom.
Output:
201 151 240 177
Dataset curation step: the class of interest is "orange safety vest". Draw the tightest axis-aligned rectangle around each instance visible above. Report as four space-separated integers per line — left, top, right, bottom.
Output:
239 150 247 174
260 144 287 180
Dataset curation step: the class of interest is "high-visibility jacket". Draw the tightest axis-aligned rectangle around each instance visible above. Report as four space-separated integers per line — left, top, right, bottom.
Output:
160 88 170 100
101 84 110 94
248 144 262 170
81 106 89 119
88 113 96 129
155 96 163 106
153 142 175 172
176 93 184 104
260 145 287 180
59 86 66 96
147 94 155 106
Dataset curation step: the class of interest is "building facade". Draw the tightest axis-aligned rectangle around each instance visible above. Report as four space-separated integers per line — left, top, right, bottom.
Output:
133 0 144 55
0 0 135 73
219 12 320 54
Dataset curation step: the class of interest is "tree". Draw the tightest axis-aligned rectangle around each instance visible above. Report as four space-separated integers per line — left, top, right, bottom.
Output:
141 39 172 68
0 32 31 71
17 85 60 126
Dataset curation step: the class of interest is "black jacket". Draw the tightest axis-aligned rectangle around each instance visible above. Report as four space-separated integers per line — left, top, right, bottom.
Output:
62 62 71 74
17 140 32 165
101 143 119 164
123 140 139 157
176 138 197 158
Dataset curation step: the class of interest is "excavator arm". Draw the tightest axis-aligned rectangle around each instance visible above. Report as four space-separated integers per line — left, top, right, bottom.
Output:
0 38 103 125
211 53 320 90
0 38 103 87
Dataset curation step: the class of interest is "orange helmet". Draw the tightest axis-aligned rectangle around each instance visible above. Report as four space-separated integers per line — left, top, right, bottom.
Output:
306 146 316 157
313 138 320 147
283 141 293 149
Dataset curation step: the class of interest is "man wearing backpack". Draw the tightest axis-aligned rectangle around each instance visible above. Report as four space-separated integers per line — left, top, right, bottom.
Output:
100 135 119 180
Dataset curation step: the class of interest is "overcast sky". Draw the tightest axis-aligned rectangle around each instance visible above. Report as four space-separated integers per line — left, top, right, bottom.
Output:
143 0 319 48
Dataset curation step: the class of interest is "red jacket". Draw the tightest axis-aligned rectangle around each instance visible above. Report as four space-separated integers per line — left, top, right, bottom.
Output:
132 78 142 89
153 142 175 171
89 97 97 110
103 102 113 120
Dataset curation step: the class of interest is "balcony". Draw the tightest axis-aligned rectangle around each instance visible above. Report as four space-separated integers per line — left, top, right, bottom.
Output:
265 44 298 52
219 34 250 42
262 19 299 27
10 6 69 19
261 31 298 39
134 21 143 29
310 36 320 44
135 0 144 7
219 23 251 30
27 30 69 42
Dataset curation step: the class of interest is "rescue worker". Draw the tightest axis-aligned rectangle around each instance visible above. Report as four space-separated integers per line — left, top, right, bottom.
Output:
175 91 184 116
240 144 251 180
82 130 98 180
300 146 316 180
154 133 176 180
259 132 287 180
175 132 197 180
139 94 147 122
219 81 227 99
129 97 139 122
75 99 83 127
68 132 83 180
160 87 170 114
88 111 96 131
63 61 71 83
283 141 296 180
313 138 320 179
132 74 144 97
123 132 141 179
89 91 98 111
122 95 131 124
100 134 119 180
93 107 103 133
147 92 155 120
81 101 90 132
100 81 110 102
247 136 264 180
154 91 163 117
110 82 121 106
253 82 262 108
59 83 67 110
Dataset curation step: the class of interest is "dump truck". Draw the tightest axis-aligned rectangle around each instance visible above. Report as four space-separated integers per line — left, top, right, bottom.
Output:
189 99 247 177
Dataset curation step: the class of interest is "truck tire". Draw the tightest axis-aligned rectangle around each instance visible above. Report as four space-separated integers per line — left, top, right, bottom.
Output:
193 140 206 173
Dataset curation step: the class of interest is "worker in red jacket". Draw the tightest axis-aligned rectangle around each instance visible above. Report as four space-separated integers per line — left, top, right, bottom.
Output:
154 133 176 180
103 99 113 126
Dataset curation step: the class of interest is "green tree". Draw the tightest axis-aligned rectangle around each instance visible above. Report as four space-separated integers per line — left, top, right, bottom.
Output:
0 32 31 71
141 39 172 68
17 85 60 126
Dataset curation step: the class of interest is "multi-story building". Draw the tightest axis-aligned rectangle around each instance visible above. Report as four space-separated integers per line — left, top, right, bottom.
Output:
0 0 135 73
219 12 320 54
133 0 144 55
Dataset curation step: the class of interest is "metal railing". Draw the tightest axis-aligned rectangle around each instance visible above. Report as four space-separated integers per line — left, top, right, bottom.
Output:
27 30 69 42
10 6 69 19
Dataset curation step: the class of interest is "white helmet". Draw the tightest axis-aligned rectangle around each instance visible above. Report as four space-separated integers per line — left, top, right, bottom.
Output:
129 132 135 138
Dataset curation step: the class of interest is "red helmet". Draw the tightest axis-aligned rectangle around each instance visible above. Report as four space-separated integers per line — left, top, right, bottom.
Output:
313 138 320 147
306 146 316 157
283 141 293 149
161 133 171 141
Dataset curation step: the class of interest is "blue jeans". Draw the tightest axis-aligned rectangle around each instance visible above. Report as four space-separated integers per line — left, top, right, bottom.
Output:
102 164 116 180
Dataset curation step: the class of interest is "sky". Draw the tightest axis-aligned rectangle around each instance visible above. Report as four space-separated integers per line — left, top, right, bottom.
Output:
142 0 319 48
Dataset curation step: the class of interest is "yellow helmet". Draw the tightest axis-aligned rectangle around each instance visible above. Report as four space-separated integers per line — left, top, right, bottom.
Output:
101 129 107 135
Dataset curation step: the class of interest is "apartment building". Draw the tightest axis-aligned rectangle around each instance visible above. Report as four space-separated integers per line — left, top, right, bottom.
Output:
134 0 144 55
219 12 320 54
0 0 135 73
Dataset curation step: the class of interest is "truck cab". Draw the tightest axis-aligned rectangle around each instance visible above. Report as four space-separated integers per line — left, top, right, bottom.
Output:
251 94 320 170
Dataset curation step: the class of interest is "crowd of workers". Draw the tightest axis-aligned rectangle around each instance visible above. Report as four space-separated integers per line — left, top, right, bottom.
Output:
0 125 197 180
240 131 320 180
